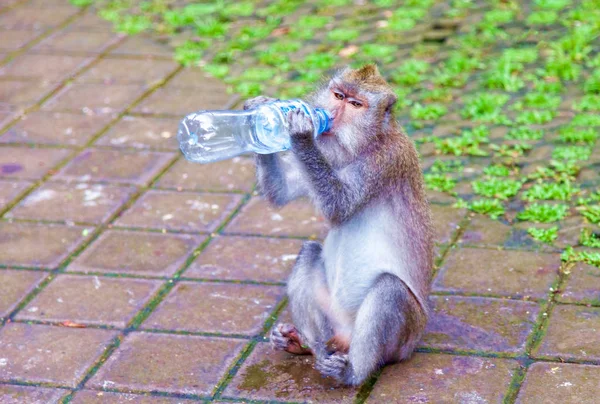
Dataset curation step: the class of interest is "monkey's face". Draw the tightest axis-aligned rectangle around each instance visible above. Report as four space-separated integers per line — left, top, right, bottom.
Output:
310 82 375 165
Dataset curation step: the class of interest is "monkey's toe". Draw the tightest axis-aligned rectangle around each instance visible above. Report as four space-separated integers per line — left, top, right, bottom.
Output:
270 323 311 355
315 352 349 380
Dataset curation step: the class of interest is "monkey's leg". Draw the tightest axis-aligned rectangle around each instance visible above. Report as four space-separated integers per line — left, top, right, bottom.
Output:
315 273 426 386
270 241 334 358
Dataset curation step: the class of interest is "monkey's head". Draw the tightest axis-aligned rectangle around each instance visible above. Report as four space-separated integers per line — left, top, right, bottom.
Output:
310 64 398 165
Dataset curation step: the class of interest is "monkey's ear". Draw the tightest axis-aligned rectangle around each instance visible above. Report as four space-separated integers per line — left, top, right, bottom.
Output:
385 92 398 113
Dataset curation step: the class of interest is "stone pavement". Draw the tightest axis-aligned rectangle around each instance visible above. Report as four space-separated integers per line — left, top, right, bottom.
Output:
0 1 599 403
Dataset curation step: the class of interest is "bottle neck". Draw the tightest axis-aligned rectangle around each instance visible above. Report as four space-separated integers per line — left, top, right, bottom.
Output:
314 108 332 134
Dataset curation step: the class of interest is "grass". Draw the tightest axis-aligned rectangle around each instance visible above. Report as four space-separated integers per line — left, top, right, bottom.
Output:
461 93 510 123
473 178 523 200
528 226 558 244
580 228 600 248
522 181 579 201
517 203 569 223
468 199 505 219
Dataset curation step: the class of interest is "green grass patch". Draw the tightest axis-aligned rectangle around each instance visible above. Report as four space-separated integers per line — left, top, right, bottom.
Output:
552 145 592 161
505 127 544 141
424 174 457 193
558 126 598 143
562 246 600 267
473 178 523 200
578 205 600 224
518 203 569 222
522 181 579 201
468 199 505 219
528 226 558 244
580 228 600 248
462 93 510 123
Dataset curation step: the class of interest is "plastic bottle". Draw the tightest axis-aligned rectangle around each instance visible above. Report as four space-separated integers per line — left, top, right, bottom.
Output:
177 99 331 164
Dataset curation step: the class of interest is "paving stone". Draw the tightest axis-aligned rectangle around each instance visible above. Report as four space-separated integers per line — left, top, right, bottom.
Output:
434 247 560 299
0 269 46 318
43 83 146 115
5 182 135 223
0 222 91 268
0 54 91 81
156 157 256 193
535 305 600 361
71 390 195 403
459 214 513 247
144 282 284 335
115 190 241 232
0 79 55 107
0 179 30 210
0 111 113 146
54 148 174 185
133 86 233 116
33 29 120 54
225 196 327 238
0 384 66 404
367 353 518 403
166 68 221 88
95 115 179 150
185 235 302 282
88 332 245 395
516 362 600 404
0 29 41 51
67 10 115 32
431 204 466 244
109 34 173 58
77 58 178 86
422 296 539 353
0 146 70 179
223 342 357 403
17 274 162 327
0 6 79 30
68 230 203 277
558 262 600 304
0 322 116 387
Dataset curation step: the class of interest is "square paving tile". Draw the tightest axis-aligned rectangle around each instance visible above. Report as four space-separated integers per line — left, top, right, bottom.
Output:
0 6 79 30
77 58 178 86
16 274 162 327
0 269 47 318
223 342 357 403
0 384 66 404
0 79 56 107
88 332 245 396
0 54 90 81
156 157 256 193
433 247 560 299
94 115 179 150
0 222 92 268
367 353 518 403
5 182 135 223
0 179 30 210
133 86 232 116
431 204 467 244
558 262 600 304
0 29 41 51
71 390 194 403
225 196 328 238
184 235 302 282
43 83 146 115
0 111 113 146
0 146 71 180
143 282 284 335
67 230 204 277
109 34 173 58
32 29 120 53
0 322 116 387
534 305 600 361
516 362 600 404
422 296 539 353
54 148 174 185
458 214 514 247
115 190 242 232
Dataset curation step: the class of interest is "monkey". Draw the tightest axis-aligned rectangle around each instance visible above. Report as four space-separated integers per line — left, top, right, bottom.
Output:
243 64 433 386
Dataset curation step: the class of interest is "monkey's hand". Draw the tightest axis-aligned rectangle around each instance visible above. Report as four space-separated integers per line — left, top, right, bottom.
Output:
288 109 315 149
243 95 277 111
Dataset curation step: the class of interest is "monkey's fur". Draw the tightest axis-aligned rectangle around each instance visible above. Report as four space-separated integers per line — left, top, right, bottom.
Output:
244 65 433 386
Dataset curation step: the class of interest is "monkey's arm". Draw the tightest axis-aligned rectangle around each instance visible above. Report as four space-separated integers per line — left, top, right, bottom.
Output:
288 110 371 225
244 96 310 206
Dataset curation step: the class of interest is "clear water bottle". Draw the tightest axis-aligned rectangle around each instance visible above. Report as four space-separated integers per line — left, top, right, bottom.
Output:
177 99 331 164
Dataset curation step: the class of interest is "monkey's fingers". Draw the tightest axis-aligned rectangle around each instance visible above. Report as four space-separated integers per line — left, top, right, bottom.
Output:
243 96 277 110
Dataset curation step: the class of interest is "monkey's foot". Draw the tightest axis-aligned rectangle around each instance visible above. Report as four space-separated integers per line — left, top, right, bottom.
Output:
315 352 349 381
270 323 312 355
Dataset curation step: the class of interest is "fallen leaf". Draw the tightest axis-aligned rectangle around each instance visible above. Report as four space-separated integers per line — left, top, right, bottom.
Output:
271 27 290 37
61 320 86 328
339 45 358 58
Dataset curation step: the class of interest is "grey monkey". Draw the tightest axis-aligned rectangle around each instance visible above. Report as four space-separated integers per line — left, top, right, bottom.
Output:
244 64 433 386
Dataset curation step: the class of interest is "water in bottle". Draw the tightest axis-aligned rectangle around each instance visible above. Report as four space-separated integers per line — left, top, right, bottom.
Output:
177 99 331 164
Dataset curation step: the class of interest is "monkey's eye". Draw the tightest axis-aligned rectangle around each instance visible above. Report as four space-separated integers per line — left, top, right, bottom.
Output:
334 92 345 100
349 100 363 108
